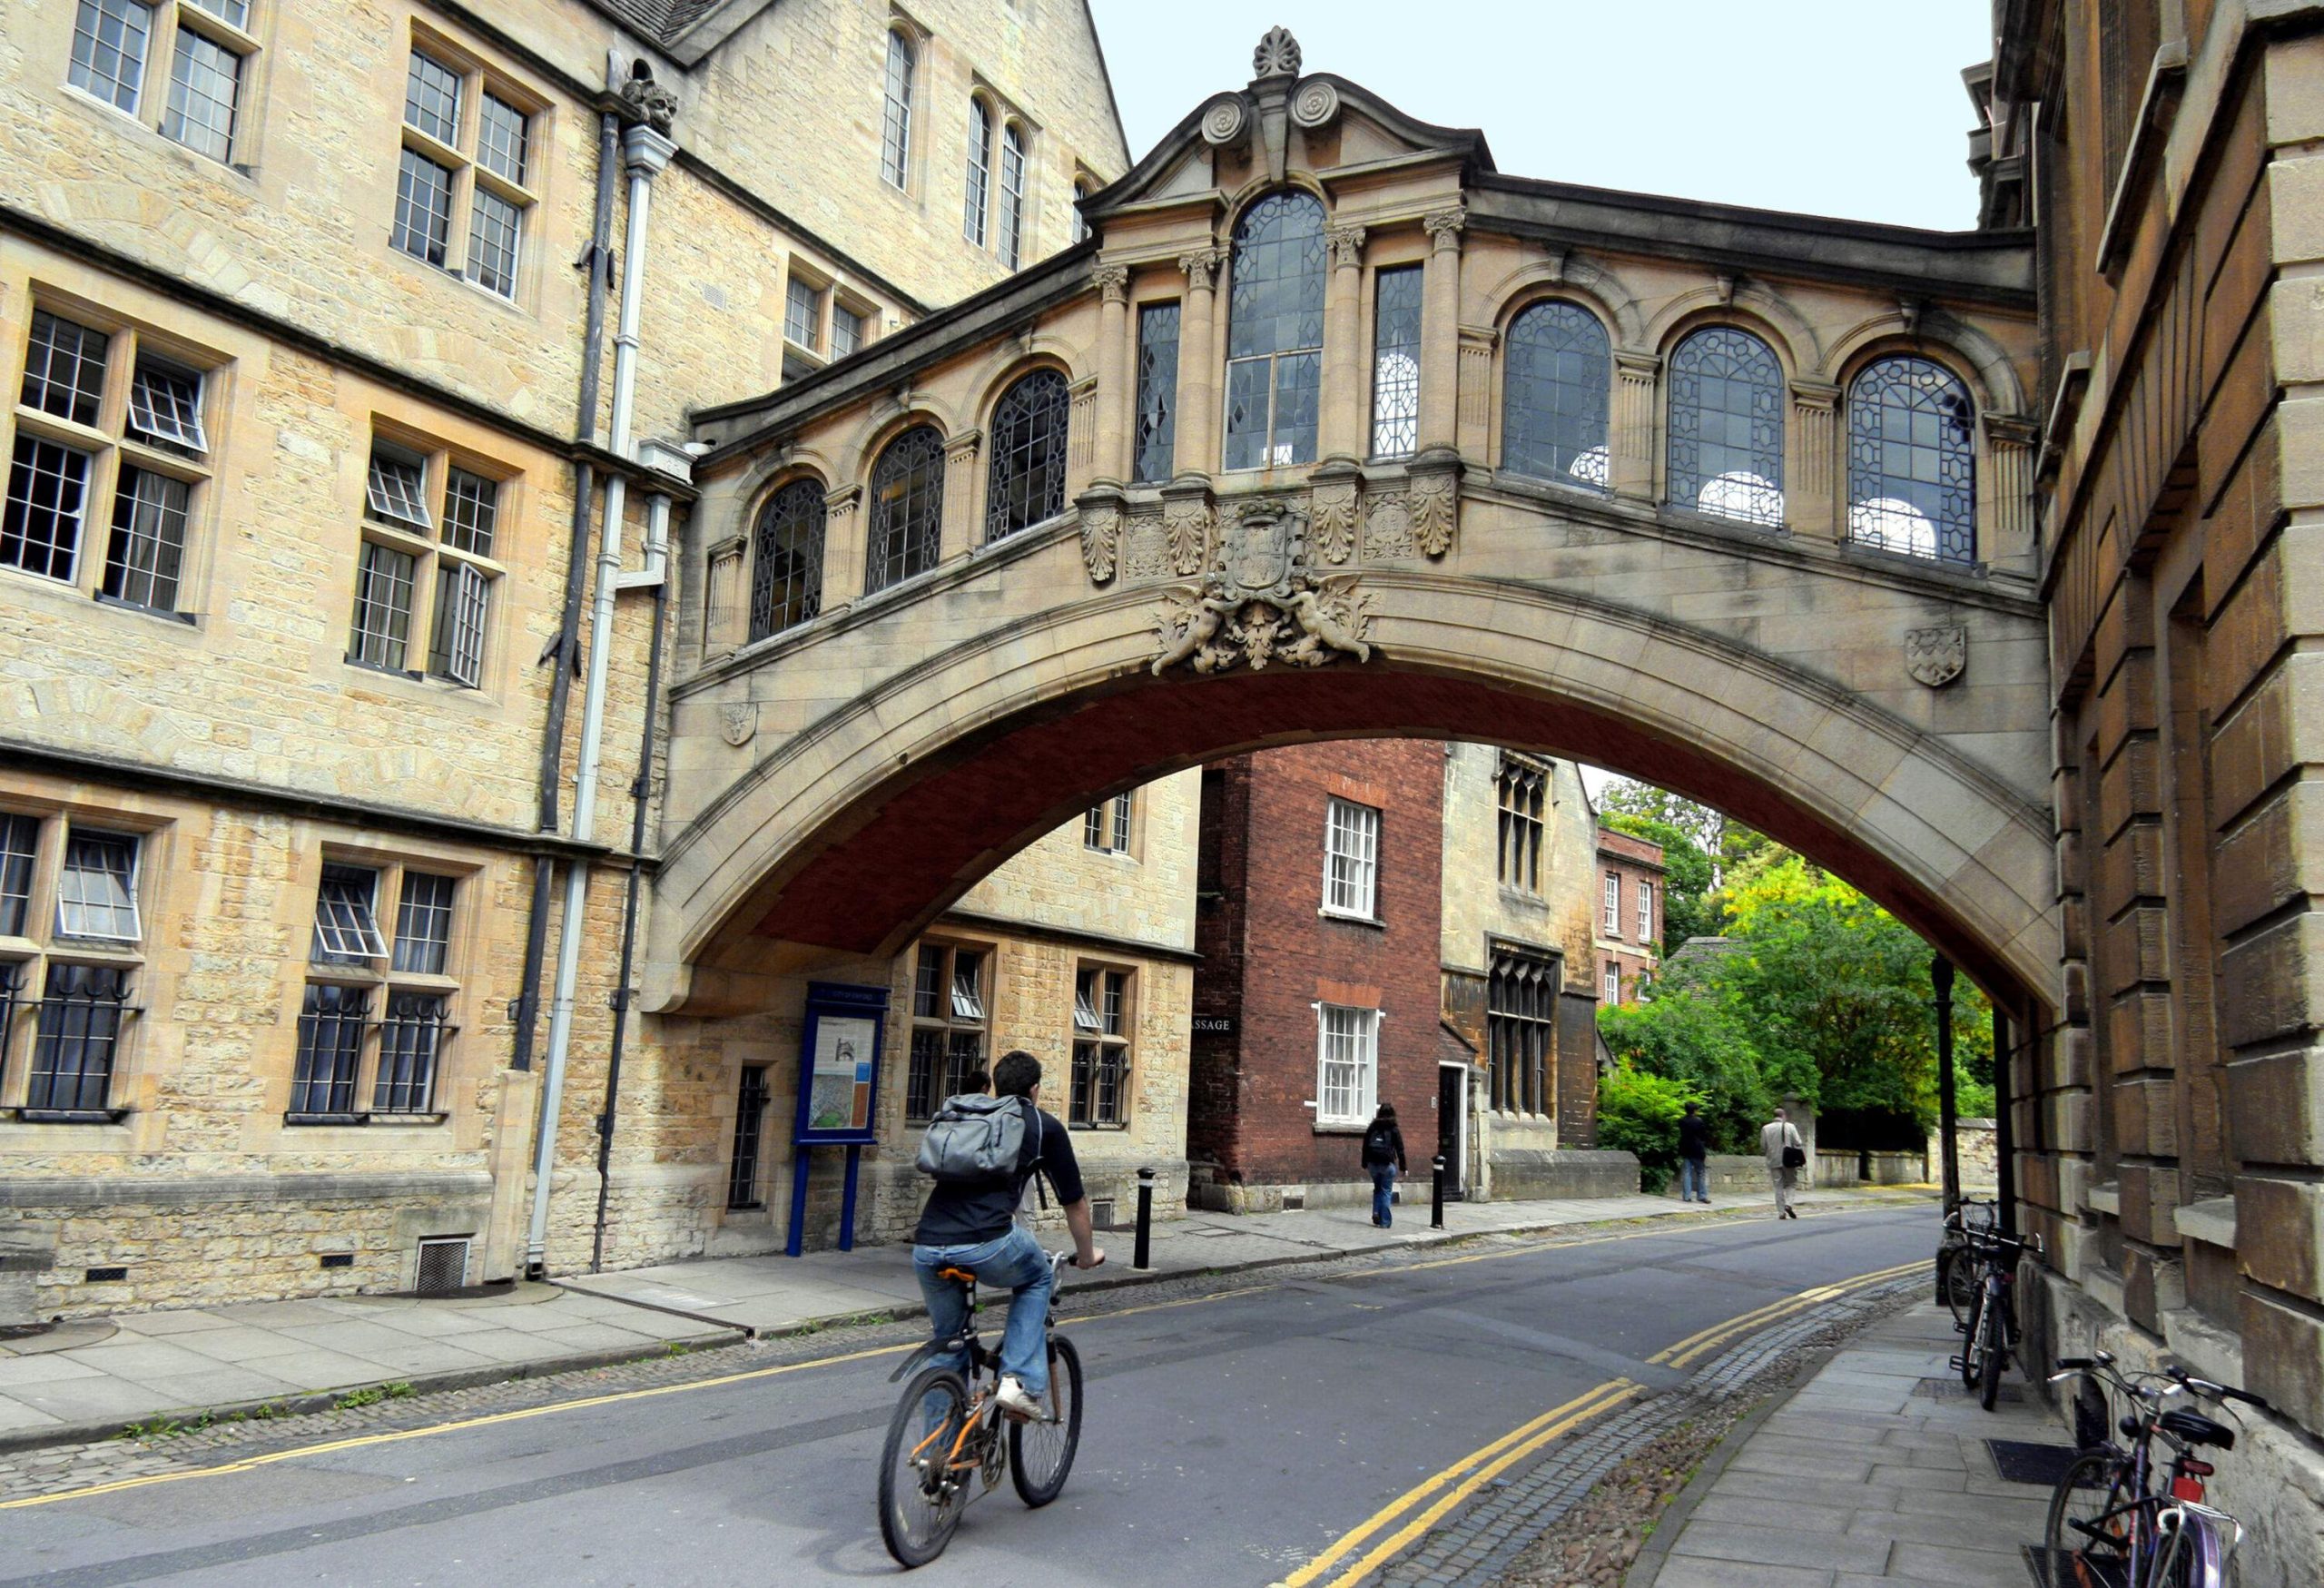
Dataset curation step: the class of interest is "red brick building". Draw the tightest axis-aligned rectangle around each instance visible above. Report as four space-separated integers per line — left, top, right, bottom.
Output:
1593 825 1665 1007
1188 741 1445 1212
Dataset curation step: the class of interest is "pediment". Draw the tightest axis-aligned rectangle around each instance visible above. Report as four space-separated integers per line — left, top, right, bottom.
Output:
1085 31 1491 219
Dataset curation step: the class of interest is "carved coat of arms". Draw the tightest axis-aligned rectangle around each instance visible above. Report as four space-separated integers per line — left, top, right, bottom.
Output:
1151 501 1377 676
1905 626 1967 688
719 701 758 746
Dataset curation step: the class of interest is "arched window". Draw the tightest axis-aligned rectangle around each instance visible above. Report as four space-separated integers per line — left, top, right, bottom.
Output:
1070 178 1093 245
1847 356 1976 563
997 123 1028 270
1223 190 1327 470
865 427 944 593
748 478 825 642
880 30 913 190
1502 301 1612 490
1668 327 1785 527
985 370 1071 541
963 98 991 246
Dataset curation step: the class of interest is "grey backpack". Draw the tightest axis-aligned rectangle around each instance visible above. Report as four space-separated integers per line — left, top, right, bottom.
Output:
916 1094 1037 1187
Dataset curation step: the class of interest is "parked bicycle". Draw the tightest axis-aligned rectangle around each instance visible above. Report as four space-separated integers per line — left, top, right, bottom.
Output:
1953 1224 2040 1410
2043 1350 2267 1587
1935 1194 1999 1328
876 1249 1085 1568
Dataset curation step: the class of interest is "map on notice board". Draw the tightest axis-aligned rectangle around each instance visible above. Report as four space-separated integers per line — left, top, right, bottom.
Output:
805 1015 876 1133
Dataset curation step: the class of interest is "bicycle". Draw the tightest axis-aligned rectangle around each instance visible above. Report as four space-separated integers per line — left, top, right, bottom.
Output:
2043 1351 2267 1587
1935 1195 1998 1328
876 1249 1087 1568
1954 1225 2040 1410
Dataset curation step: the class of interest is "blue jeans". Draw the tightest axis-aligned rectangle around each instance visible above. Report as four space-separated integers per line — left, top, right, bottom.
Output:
913 1225 1053 1395
1370 1164 1397 1226
1679 1158 1709 1202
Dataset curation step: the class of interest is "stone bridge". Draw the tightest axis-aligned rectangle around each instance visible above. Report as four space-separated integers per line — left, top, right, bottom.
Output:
645 38 2054 1033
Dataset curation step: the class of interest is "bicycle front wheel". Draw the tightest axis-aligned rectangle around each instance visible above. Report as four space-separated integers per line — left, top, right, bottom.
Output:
2043 1451 2131 1588
1009 1334 1083 1507
1979 1302 2007 1410
1960 1285 1986 1387
1941 1244 1979 1329
879 1367 974 1569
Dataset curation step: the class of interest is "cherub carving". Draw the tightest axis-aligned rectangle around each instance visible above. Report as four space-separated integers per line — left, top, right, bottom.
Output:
1281 574 1374 666
1151 583 1241 675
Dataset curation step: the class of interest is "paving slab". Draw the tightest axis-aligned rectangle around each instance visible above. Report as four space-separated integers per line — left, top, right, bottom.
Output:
1635 1301 2063 1588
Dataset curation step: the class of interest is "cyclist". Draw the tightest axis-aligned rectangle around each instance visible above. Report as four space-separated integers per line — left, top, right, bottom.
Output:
911 1049 1103 1418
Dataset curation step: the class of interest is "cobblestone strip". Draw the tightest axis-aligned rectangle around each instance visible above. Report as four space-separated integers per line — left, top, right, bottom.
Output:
1376 1274 1925 1588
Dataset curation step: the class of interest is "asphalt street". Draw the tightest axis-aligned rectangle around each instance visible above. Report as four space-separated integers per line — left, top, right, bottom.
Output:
0 1206 1933 1588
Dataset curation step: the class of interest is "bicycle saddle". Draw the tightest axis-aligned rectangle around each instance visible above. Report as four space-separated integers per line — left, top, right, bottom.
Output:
2160 1407 2234 1449
937 1267 978 1285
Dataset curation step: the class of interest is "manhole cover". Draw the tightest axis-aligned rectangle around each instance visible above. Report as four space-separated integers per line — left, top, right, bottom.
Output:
1988 1439 2082 1485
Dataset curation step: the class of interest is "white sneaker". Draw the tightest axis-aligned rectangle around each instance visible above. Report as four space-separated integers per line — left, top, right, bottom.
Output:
995 1376 1045 1420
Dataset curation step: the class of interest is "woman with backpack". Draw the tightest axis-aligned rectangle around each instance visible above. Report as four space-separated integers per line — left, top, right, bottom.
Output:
1362 1103 1407 1228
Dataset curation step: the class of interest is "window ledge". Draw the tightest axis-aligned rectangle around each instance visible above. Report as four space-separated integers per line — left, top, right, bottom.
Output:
284 1110 370 1127
1312 1123 1369 1136
1067 1121 1129 1132
11 1107 131 1125
1318 909 1386 930
92 592 197 626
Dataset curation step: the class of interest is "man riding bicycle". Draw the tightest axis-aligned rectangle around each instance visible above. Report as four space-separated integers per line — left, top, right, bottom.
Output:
911 1050 1103 1419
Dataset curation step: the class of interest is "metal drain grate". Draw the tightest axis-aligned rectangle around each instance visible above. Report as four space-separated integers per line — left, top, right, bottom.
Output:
415 1237 470 1296
1988 1439 2083 1486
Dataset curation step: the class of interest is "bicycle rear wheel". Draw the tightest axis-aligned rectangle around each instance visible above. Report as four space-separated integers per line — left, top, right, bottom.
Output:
1941 1244 1979 1329
1959 1284 1986 1387
1009 1334 1083 1507
1979 1301 2007 1410
879 1367 974 1568
2042 1451 2131 1588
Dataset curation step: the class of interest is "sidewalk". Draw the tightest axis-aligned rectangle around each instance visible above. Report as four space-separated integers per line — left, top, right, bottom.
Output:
1632 1301 2062 1588
0 1183 1917 1455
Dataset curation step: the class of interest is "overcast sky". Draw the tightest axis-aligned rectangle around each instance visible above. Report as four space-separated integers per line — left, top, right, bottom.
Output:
1087 1 1994 232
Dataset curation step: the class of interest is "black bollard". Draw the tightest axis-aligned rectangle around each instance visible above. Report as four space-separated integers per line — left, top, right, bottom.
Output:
1133 1166 1154 1270
1431 1155 1446 1229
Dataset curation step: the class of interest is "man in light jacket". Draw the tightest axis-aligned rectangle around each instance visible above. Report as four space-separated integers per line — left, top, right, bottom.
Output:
1760 1106 1805 1220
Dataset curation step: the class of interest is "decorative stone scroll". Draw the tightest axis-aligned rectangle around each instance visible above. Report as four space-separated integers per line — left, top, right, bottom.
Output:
1290 78 1341 130
1151 499 1377 676
1905 625 1967 688
1309 477 1359 564
1078 498 1121 584
1163 498 1213 576
1200 94 1248 148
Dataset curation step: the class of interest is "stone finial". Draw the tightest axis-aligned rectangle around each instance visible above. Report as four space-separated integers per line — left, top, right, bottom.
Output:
1253 26 1302 80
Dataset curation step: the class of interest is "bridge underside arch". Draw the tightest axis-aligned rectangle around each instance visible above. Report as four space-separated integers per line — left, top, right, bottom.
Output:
650 577 2059 1022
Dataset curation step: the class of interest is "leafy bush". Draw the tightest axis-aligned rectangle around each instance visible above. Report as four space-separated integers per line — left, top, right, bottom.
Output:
1597 1063 1702 1192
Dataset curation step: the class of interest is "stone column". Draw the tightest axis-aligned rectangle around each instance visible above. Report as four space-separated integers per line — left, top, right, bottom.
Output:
1090 264 1132 488
1788 380 1840 539
1417 206 1466 454
1321 222 1367 463
1456 325 1497 460
704 534 747 654
1173 246 1225 479
817 485 862 615
942 430 983 557
1610 351 1659 503
1984 413 2038 572
1067 375 1101 501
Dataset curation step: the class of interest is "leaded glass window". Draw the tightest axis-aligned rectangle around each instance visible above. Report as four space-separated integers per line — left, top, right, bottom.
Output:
56 830 141 942
963 97 991 247
392 148 456 268
1069 966 1129 1128
1370 265 1423 458
69 0 152 113
163 25 240 162
23 311 109 428
880 30 913 190
467 187 522 298
4 436 92 583
1084 792 1131 854
864 427 944 594
749 478 825 641
392 872 455 974
366 445 429 530
1847 356 1976 564
1488 947 1557 1115
1668 327 1785 526
478 92 529 185
291 982 369 1115
350 539 417 670
906 942 986 1121
785 275 822 351
374 990 448 1113
29 963 132 1113
832 306 866 358
1223 191 1327 470
984 370 1069 541
1496 753 1547 893
102 466 189 612
440 469 497 556
997 123 1027 271
1503 301 1611 489
1133 301 1179 484
0 814 36 937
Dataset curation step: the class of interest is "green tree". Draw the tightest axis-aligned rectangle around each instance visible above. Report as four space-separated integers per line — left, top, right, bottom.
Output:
1595 1063 1700 1192
1596 958 1770 1149
1597 779 1768 893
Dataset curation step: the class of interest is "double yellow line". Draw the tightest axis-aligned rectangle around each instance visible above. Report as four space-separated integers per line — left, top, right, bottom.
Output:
1272 1258 1923 1588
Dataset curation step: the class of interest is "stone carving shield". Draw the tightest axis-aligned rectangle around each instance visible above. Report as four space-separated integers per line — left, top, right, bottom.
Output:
1218 502 1301 593
1905 626 1966 688
719 701 758 747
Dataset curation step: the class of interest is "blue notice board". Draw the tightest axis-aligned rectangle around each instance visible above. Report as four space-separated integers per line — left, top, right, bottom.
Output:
785 981 888 1256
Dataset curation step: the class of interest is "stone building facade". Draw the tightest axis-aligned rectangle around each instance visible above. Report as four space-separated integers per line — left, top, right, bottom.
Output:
1972 4 2324 1574
1187 742 1444 1212
0 0 1130 1317
1436 745 1623 1199
1592 824 1665 1008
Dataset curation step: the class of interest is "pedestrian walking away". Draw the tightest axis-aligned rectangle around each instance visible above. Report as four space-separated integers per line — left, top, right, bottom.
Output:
1361 1102 1407 1228
1760 1105 1805 1219
1676 1100 1711 1204
910 1050 1103 1419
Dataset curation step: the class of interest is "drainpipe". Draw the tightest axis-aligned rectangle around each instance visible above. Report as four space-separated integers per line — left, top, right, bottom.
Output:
590 482 676 1272
514 90 622 1073
527 107 678 1275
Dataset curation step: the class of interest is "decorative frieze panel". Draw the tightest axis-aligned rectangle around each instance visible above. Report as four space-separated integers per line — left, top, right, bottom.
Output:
1150 498 1375 675
1310 475 1360 564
